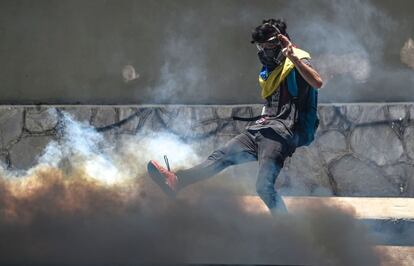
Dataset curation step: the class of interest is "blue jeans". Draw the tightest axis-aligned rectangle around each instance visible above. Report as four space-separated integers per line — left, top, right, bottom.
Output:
176 129 295 213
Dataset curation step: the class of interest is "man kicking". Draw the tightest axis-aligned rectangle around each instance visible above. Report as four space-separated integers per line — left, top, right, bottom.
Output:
148 18 323 215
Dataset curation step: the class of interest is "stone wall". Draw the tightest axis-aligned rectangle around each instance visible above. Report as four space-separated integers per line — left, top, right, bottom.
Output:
1 103 414 197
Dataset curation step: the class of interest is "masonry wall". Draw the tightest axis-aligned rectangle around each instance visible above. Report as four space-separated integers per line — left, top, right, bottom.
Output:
1 103 414 197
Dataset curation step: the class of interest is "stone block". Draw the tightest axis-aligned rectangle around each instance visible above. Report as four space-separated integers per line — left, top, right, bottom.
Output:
329 155 399 196
192 106 216 121
59 107 92 123
25 107 59 133
382 163 414 196
316 130 348 164
350 125 404 166
282 144 333 195
191 107 220 136
0 107 23 148
91 107 117 128
404 126 414 160
137 109 155 130
118 107 140 133
9 135 53 170
344 104 387 125
342 104 362 124
157 106 192 137
145 109 166 133
156 106 220 138
386 104 408 121
318 105 339 128
216 107 233 119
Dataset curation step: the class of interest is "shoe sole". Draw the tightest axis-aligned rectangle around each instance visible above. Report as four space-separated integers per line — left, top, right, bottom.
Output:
147 161 176 198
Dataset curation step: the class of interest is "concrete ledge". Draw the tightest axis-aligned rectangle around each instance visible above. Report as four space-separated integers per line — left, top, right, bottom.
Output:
241 196 414 219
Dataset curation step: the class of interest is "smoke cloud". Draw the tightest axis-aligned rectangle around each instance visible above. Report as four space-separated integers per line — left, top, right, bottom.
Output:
141 0 412 104
0 113 396 265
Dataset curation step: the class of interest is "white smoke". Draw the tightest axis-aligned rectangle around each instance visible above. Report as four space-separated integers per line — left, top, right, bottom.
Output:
150 32 208 103
313 53 371 87
282 0 396 97
115 130 202 179
28 112 201 186
36 114 122 185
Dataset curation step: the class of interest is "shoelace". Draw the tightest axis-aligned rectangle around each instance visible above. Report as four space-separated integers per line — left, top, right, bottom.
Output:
163 155 171 171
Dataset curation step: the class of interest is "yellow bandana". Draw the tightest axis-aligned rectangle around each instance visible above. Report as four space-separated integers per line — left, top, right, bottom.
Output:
259 48 311 99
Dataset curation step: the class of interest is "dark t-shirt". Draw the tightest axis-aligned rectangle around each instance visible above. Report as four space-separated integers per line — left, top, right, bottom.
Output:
247 59 313 147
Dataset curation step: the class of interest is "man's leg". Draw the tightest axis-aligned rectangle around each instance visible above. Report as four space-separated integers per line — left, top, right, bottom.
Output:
175 132 258 190
255 129 293 215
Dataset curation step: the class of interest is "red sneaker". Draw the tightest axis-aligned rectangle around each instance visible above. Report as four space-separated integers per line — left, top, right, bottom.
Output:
147 160 178 197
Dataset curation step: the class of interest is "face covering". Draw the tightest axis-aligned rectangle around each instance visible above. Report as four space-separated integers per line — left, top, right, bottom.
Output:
258 47 284 70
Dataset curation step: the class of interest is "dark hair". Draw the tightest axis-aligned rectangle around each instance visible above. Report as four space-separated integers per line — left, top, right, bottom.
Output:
250 18 290 43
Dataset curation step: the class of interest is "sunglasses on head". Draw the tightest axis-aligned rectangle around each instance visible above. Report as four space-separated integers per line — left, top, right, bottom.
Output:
255 24 282 51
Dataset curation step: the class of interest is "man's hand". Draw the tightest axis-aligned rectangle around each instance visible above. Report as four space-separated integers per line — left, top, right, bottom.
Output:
278 34 298 62
277 34 324 88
